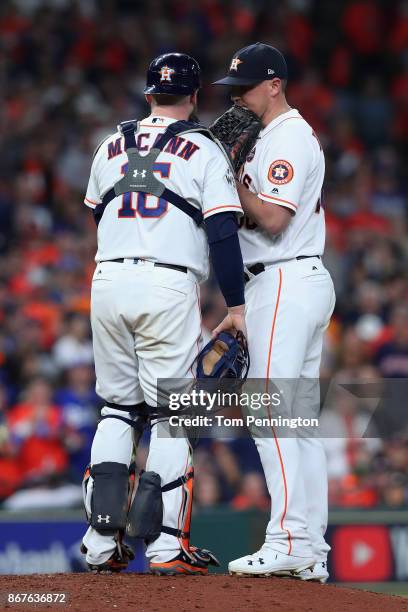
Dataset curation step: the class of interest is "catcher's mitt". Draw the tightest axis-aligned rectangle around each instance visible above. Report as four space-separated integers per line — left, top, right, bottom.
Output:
209 105 262 173
196 331 250 385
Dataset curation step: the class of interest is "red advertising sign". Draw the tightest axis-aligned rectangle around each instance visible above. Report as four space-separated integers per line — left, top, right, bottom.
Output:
332 526 393 581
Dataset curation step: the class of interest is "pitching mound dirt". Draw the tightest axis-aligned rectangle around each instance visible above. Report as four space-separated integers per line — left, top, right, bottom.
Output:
0 574 407 612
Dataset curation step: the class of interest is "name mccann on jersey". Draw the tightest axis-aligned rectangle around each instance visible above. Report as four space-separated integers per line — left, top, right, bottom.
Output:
107 134 200 161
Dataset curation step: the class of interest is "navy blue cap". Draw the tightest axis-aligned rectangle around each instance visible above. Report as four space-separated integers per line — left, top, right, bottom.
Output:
213 42 287 86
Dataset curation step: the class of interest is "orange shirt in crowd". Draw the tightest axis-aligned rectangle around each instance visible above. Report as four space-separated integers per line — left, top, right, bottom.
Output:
7 403 68 480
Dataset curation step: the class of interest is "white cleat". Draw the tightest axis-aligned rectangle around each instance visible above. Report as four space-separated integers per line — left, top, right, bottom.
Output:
295 561 329 583
228 546 315 577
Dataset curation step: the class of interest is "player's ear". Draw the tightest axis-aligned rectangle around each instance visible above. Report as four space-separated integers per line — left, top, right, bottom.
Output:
269 78 283 97
145 93 153 106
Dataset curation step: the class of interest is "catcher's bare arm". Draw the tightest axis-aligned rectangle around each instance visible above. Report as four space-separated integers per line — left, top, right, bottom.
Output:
236 182 292 235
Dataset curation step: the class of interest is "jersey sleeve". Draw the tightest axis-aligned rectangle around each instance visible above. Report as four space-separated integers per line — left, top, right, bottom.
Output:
202 148 243 220
84 159 101 209
257 129 312 214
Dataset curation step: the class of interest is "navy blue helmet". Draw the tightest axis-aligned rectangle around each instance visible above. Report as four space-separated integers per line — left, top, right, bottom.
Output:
144 53 201 96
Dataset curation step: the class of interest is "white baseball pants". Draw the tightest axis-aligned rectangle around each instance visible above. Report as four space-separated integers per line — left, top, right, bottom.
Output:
83 260 202 565
244 257 335 561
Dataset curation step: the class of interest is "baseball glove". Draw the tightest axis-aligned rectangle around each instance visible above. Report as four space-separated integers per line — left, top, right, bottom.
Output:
209 105 262 173
196 331 250 384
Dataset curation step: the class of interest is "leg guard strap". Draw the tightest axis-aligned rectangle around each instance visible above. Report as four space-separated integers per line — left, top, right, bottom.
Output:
145 403 171 419
99 414 147 434
161 470 194 492
104 401 170 421
162 466 194 554
160 472 194 540
147 405 199 448
161 526 190 539
105 400 147 413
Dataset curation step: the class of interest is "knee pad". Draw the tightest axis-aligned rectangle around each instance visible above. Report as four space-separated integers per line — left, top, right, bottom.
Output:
127 466 194 553
82 462 131 534
127 471 163 541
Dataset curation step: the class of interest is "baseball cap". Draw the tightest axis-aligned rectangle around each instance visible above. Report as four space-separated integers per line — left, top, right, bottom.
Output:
213 42 287 86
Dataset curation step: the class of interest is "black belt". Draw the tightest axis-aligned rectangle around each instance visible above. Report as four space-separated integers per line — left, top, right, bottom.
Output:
103 259 187 274
244 255 320 283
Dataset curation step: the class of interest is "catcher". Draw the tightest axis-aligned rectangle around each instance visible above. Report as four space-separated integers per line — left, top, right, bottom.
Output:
81 51 248 575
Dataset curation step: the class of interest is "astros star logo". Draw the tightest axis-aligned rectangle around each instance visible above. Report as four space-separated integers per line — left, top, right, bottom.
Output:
268 159 294 185
230 57 242 71
160 66 175 82
273 166 287 179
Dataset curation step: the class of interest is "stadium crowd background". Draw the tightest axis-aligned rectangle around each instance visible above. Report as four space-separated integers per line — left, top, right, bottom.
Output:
0 0 407 513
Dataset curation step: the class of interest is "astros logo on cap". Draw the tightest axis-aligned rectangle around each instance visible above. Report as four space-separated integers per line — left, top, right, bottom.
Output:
230 58 242 71
160 66 175 82
268 160 294 184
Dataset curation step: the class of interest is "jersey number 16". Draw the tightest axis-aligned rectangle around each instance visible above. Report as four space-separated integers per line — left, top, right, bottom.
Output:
118 162 170 218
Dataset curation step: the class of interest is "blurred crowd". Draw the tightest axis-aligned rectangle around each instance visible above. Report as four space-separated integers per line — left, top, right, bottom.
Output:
0 0 407 512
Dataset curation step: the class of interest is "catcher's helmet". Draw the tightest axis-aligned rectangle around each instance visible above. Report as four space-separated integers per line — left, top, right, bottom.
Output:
144 53 201 96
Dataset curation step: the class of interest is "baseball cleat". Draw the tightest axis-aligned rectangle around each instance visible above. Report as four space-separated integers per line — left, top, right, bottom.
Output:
80 541 135 574
150 547 220 576
228 546 315 577
295 561 329 583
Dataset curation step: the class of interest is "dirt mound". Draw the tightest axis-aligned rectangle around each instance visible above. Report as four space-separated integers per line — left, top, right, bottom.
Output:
0 574 407 612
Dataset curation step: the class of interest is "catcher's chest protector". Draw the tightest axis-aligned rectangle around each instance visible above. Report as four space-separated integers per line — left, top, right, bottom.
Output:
94 119 229 227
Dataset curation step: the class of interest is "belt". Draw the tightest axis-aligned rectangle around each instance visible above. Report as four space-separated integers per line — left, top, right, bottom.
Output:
103 258 187 274
244 255 320 283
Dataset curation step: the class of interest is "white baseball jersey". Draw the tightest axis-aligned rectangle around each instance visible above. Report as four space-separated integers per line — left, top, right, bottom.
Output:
84 115 242 282
238 108 325 265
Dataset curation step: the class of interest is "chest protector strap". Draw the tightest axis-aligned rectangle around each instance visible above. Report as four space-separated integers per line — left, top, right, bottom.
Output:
94 120 217 227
